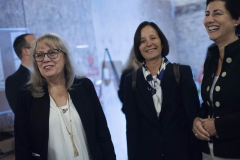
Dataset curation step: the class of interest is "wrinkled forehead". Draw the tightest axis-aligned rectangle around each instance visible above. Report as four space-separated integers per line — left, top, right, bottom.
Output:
140 25 159 38
36 39 57 51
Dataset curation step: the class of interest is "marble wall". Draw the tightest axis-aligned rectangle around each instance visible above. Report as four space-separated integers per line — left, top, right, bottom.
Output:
174 0 203 6
0 0 26 28
174 1 213 78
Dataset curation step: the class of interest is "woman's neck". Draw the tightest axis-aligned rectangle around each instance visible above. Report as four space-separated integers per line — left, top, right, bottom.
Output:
48 79 68 107
47 77 66 91
216 35 239 60
145 56 163 76
48 81 67 99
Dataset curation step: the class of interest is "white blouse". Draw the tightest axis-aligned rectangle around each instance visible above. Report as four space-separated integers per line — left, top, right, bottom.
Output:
209 76 219 150
48 94 90 160
210 76 219 108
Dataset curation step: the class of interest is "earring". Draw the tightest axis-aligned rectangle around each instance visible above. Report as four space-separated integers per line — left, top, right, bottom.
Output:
235 24 238 27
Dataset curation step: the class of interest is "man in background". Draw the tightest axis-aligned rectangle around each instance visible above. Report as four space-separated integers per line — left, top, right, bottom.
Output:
5 34 36 113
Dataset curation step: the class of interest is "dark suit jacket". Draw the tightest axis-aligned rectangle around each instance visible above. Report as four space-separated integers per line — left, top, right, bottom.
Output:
5 64 30 113
197 39 240 158
14 78 116 160
123 59 201 160
118 68 135 113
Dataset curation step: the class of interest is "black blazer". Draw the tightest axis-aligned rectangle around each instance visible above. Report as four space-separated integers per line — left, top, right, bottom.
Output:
5 64 30 113
14 78 116 160
197 39 240 158
118 68 135 113
123 59 201 160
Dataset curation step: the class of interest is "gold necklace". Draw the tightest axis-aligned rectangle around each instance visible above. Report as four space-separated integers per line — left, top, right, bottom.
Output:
58 95 79 157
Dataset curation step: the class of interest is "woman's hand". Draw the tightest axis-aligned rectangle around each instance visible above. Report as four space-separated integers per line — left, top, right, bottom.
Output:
192 117 210 141
201 118 217 137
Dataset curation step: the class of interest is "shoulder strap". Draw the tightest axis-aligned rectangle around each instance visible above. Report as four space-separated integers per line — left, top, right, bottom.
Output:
132 70 138 93
173 63 180 86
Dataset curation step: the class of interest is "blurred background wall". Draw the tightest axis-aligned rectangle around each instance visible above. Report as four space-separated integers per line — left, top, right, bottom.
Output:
0 0 213 159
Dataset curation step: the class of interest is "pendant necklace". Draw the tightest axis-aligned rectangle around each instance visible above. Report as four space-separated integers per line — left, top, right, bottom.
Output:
58 95 79 157
62 108 68 113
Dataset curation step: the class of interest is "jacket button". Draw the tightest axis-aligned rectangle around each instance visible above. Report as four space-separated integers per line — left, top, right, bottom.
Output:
226 58 232 63
207 86 210 91
215 101 220 107
207 101 210 106
221 72 226 77
216 116 220 118
215 86 220 92
215 134 219 138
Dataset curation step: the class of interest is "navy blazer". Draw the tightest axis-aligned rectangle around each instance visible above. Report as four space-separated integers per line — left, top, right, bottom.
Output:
118 68 135 113
5 64 30 113
14 78 116 160
123 60 201 160
197 39 240 158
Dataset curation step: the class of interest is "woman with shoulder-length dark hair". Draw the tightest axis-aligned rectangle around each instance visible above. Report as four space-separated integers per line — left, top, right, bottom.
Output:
14 33 116 160
123 21 202 160
192 0 240 159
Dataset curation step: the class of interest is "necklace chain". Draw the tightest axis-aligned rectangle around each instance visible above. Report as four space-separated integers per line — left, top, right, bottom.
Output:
58 95 79 157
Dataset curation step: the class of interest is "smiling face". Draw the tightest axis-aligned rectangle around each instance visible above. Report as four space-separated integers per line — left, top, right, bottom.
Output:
35 42 66 81
139 25 162 62
204 0 239 44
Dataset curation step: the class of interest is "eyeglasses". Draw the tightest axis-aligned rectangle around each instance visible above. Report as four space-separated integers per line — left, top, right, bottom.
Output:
33 49 63 62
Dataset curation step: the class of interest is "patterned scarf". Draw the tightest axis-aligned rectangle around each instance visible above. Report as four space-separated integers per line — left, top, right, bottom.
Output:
142 57 169 117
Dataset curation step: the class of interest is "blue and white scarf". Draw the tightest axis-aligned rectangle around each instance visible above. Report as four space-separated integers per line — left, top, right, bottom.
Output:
142 57 169 117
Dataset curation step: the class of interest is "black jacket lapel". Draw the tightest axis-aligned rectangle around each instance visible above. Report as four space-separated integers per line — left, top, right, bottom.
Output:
30 85 50 159
160 62 173 115
137 68 158 117
68 80 92 138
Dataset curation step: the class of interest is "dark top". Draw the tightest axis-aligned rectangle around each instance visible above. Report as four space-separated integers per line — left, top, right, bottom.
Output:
123 58 201 160
118 68 134 113
5 64 30 113
206 43 217 59
14 78 116 160
196 39 240 159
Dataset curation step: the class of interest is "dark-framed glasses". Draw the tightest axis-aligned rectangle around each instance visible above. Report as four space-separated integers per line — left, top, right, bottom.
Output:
33 49 63 62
